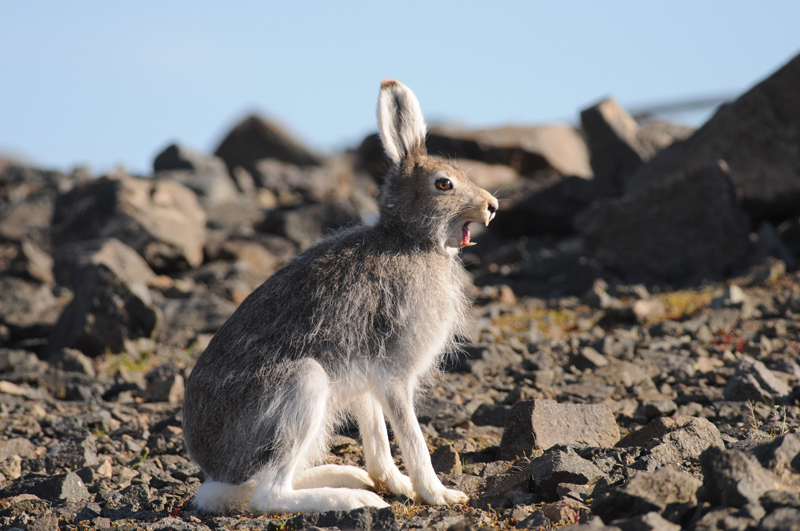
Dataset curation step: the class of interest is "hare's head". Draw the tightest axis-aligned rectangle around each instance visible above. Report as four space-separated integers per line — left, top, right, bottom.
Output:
376 80 498 251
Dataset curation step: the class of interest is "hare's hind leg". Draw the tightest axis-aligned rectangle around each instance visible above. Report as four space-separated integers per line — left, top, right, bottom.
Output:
293 464 375 490
356 395 417 500
249 359 388 513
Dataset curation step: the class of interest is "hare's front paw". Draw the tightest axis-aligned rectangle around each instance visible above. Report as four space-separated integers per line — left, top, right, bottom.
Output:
424 487 468 506
388 473 418 500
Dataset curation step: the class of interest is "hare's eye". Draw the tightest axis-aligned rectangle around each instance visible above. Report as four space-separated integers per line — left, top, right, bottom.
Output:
435 178 453 191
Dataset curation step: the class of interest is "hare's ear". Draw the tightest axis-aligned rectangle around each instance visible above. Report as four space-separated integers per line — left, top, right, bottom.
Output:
377 79 427 166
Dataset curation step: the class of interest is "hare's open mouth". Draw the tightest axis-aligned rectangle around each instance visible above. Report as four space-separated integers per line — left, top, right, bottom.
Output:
460 222 476 248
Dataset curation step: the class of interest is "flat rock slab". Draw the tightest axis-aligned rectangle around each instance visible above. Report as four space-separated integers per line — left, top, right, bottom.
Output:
499 399 619 459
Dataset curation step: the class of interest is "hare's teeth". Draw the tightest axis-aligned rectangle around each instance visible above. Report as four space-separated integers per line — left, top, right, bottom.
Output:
460 223 471 247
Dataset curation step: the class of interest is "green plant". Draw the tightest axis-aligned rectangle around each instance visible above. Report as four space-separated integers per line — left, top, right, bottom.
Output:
131 447 150 468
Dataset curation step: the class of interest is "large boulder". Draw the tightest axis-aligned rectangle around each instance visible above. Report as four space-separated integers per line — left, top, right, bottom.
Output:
625 52 800 220
575 162 751 282
52 174 206 272
426 124 592 178
214 114 322 174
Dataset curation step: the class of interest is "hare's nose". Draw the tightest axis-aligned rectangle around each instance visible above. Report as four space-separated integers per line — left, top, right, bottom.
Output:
485 197 498 225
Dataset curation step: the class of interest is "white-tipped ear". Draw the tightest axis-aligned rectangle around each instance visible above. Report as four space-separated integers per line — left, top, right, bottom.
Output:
377 79 427 165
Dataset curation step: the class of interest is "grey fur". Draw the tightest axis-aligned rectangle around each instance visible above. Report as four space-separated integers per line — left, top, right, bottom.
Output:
183 79 498 513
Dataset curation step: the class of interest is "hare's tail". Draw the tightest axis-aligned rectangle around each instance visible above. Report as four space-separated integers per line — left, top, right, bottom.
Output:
194 480 256 513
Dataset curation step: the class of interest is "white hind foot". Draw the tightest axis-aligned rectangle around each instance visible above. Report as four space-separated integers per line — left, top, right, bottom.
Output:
250 486 389 513
293 464 376 490
194 480 256 513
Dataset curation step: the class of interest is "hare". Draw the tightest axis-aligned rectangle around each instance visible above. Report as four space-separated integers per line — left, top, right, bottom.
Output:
182 79 498 514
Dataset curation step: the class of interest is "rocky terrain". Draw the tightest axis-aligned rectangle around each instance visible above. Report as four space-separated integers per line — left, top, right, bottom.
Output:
1 54 800 531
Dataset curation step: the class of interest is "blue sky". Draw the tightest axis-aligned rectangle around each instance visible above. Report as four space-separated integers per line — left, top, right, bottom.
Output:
1 2 799 175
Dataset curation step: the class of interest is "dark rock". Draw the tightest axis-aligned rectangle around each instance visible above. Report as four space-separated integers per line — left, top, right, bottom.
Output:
155 290 237 347
48 348 96 377
0 164 64 249
575 346 610 370
482 461 534 501
214 114 322 175
160 167 242 210
53 237 156 289
778 216 800 261
690 506 759 531
7 239 54 284
616 416 724 464
28 513 58 531
700 445 784 508
46 263 160 357
487 174 618 237
639 400 678 421
530 445 605 502
145 364 185 404
52 174 206 272
154 143 228 175
417 396 471 432
750 434 800 486
0 437 39 461
575 162 750 282
45 434 98 472
426 125 592 178
500 399 619 460
516 509 551 529
471 403 512 427
450 343 523 375
257 198 362 250
0 494 49 517
612 511 681 531
541 498 591 525
723 356 792 402
355 132 392 183
0 348 48 383
253 157 352 205
431 444 462 475
0 277 63 344
758 507 800 530
635 121 695 159
0 472 91 503
760 489 800 512
580 97 648 187
625 52 800 220
591 467 701 524
452 158 518 192
284 506 396 531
